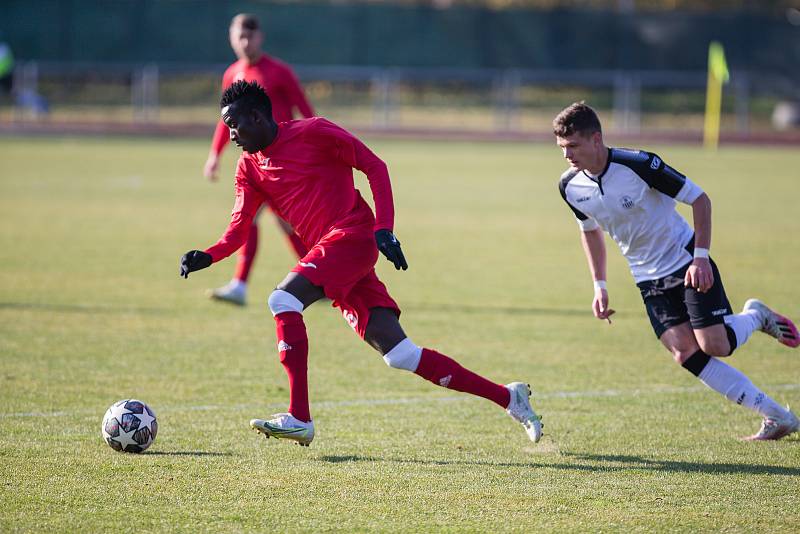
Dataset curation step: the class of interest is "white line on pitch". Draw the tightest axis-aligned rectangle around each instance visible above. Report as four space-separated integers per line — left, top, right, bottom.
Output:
3 383 800 420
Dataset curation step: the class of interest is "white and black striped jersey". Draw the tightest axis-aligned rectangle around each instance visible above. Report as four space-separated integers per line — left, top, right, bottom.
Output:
559 148 704 283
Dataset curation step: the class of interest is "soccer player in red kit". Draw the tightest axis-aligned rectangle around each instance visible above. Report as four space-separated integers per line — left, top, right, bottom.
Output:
180 81 543 446
203 13 314 306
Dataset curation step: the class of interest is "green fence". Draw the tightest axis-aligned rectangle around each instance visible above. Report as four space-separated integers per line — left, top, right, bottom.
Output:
1 1 798 73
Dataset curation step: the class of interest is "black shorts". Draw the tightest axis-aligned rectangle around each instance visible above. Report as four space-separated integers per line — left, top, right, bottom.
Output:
636 257 732 339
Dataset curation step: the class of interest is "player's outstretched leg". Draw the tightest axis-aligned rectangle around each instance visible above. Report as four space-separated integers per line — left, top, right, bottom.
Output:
208 224 259 306
743 299 800 348
414 347 542 442
682 350 799 440
366 310 543 443
251 289 315 446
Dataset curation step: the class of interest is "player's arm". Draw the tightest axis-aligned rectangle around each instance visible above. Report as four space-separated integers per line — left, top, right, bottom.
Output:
181 160 264 278
686 192 713 293
580 227 614 322
205 123 230 181
347 132 407 270
284 66 315 118
319 120 407 270
636 151 714 292
559 178 613 322
204 73 234 181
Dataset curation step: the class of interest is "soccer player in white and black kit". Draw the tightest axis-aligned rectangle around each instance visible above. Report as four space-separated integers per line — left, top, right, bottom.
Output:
553 102 800 440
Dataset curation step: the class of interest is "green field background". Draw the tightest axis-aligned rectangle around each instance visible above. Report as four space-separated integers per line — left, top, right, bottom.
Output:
1 136 799 532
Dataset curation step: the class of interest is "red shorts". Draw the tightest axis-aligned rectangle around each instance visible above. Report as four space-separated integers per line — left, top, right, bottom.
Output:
291 227 400 338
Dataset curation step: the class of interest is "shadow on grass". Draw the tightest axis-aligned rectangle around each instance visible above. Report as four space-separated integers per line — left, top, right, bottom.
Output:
404 302 586 317
562 452 800 476
318 452 800 476
318 454 578 470
0 301 168 315
144 451 233 457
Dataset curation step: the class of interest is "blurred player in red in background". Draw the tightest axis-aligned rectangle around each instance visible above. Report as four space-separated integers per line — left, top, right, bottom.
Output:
180 81 543 447
203 13 314 306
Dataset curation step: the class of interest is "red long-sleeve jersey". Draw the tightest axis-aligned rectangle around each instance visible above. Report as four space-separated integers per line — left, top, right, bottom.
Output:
205 118 395 263
209 54 314 157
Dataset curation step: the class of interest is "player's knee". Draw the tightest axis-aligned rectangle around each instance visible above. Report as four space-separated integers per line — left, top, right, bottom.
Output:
267 289 304 316
364 307 406 354
696 337 729 357
662 331 700 364
382 337 422 372
668 345 698 365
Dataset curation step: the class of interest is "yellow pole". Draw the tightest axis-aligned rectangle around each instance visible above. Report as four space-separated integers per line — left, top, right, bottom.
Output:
703 69 722 149
703 41 729 150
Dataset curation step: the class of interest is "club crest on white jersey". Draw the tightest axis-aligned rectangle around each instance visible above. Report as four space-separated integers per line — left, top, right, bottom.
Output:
620 195 635 209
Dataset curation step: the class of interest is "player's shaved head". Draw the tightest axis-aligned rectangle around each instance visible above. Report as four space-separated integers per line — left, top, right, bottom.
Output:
230 13 259 31
553 102 602 138
229 13 263 63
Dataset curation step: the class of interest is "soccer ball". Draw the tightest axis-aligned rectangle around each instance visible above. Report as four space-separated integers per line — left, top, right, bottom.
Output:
101 399 158 453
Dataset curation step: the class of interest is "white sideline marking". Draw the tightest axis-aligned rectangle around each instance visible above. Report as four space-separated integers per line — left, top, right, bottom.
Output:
3 383 800 420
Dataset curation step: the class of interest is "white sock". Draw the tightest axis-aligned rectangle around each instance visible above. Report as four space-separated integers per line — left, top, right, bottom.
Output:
698 357 785 418
723 309 761 349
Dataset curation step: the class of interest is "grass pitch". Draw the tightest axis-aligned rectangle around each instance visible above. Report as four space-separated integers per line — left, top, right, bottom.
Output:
1 135 799 532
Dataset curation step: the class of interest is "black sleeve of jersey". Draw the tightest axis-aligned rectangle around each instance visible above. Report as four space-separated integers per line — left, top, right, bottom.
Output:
558 170 589 221
612 149 688 198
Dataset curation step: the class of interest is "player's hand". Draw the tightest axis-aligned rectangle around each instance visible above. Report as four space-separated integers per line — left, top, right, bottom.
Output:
592 288 616 324
203 154 219 182
180 250 212 278
685 258 714 293
375 229 408 271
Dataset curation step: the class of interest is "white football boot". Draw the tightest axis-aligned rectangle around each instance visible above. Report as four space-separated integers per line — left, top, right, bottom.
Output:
743 299 800 348
505 382 543 443
207 280 246 306
250 413 315 446
744 408 800 441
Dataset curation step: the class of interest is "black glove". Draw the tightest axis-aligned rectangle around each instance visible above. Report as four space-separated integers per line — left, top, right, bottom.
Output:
375 229 408 271
180 250 212 278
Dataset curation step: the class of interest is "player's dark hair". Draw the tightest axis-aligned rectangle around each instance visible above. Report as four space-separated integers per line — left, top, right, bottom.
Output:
221 80 273 119
553 102 602 137
231 13 259 31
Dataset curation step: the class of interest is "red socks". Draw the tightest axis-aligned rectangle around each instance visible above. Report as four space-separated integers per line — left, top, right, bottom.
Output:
234 224 259 282
274 315 508 421
275 312 311 422
414 349 510 408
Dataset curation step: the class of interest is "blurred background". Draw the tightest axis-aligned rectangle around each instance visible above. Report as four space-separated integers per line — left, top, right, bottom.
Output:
1 0 799 143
